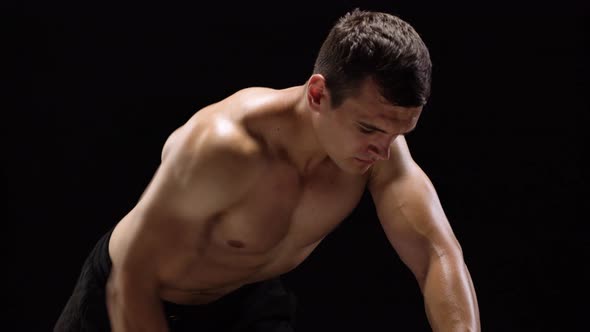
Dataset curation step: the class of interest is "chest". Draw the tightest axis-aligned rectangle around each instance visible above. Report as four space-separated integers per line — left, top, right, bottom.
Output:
210 160 368 254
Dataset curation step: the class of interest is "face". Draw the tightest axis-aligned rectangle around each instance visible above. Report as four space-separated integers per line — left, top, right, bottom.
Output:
310 77 422 174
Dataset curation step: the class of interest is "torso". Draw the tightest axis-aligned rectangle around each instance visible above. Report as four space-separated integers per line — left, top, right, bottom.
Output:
109 87 370 304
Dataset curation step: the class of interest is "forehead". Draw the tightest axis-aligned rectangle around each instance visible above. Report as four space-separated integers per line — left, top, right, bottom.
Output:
343 79 422 124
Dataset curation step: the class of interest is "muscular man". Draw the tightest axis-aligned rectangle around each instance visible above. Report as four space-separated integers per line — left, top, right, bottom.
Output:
55 9 480 332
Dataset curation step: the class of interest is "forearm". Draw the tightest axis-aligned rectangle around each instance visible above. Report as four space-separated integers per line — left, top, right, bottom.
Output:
421 256 480 332
106 273 169 332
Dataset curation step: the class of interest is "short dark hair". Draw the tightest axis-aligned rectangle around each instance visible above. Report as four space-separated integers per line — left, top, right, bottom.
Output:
313 9 432 108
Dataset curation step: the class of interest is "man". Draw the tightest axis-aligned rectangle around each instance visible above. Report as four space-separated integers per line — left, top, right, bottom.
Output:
55 9 480 332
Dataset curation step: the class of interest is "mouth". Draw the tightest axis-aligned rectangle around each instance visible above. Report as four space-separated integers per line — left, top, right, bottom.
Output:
354 157 374 165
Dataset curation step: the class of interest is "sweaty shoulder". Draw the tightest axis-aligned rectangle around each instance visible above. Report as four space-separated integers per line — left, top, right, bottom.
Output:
141 115 267 221
170 116 263 173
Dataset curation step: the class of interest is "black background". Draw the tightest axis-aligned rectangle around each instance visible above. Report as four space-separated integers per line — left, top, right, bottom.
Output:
5 0 588 331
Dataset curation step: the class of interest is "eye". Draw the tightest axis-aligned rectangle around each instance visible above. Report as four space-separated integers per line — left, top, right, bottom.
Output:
358 125 375 134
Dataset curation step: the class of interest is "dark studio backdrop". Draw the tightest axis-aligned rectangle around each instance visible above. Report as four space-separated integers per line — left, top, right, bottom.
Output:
5 1 588 331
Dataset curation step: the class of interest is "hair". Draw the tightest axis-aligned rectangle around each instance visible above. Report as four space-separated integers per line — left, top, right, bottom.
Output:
313 9 432 108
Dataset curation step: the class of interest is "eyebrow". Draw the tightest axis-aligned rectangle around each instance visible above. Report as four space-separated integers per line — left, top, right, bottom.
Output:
359 121 417 135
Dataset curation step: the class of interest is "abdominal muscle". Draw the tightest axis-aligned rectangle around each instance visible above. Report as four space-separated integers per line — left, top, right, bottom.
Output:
156 250 315 305
159 284 246 305
157 239 320 305
109 208 320 306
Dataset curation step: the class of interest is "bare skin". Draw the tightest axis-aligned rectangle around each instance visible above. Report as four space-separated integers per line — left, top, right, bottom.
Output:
106 75 480 331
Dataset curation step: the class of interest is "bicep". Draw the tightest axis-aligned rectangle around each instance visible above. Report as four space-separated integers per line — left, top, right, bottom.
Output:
370 163 462 284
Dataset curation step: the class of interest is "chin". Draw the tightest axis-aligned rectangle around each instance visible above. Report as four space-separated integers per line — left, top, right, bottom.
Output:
333 157 372 175
357 165 373 175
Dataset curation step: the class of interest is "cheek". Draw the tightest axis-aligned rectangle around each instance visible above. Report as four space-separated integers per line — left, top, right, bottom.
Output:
352 136 370 153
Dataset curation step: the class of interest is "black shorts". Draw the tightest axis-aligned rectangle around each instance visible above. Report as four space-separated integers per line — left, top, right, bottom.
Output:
54 229 297 332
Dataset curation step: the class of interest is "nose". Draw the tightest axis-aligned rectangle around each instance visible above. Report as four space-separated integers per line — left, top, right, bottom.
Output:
368 135 396 161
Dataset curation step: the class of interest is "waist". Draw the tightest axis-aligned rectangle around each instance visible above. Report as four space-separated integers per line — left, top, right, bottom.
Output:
159 283 245 305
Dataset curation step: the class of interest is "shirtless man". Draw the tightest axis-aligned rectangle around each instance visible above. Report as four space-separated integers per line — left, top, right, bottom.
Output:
55 9 480 332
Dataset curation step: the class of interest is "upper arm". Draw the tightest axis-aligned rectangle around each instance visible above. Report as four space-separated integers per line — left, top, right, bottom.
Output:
369 137 462 285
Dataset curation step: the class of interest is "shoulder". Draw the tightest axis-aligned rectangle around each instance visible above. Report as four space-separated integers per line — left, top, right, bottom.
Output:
193 116 262 158
137 115 267 220
164 115 267 186
368 136 419 191
224 86 296 115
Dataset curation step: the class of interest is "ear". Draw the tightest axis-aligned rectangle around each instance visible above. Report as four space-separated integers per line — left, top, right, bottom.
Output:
307 74 329 112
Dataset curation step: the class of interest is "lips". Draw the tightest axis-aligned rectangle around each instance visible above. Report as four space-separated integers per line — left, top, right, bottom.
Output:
355 157 374 164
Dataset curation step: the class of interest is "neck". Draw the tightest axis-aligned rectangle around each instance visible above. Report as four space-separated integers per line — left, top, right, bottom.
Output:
281 84 329 175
